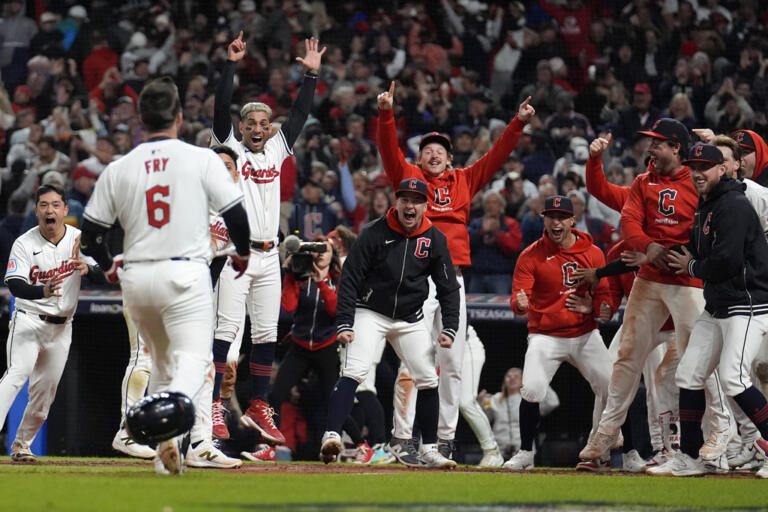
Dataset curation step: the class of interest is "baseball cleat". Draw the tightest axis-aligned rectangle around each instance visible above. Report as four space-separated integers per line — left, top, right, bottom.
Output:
419 444 457 469
155 437 183 475
186 439 242 469
241 444 277 463
478 446 504 468
666 452 708 477
728 443 758 468
579 431 616 461
757 460 768 479
437 438 455 460
753 437 768 459
386 437 422 467
240 399 285 444
320 431 343 464
621 449 646 473
699 427 732 461
503 449 534 471
211 400 230 440
354 442 374 464
369 444 396 465
112 428 156 459
576 458 610 472
644 448 670 470
10 450 37 463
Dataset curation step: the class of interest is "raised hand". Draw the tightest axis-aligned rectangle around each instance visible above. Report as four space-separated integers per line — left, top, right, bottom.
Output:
378 81 396 110
589 133 612 158
518 96 535 123
692 128 715 144
228 31 246 62
296 37 326 73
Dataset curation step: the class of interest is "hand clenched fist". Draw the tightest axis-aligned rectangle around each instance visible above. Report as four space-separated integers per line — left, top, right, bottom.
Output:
589 133 612 158
515 289 529 313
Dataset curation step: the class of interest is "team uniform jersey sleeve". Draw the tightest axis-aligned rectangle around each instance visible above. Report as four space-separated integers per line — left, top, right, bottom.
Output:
620 177 655 252
202 150 245 215
688 201 750 282
586 156 629 212
466 115 526 198
588 249 612 314
83 164 118 228
430 230 460 339
377 108 408 184
212 60 237 145
4 238 31 285
510 247 536 312
336 227 376 332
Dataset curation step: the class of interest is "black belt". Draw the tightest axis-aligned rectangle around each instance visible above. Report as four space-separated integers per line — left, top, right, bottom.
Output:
250 240 276 251
17 309 67 325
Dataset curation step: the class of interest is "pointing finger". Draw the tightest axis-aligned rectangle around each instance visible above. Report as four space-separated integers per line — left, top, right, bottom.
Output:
605 133 612 144
389 80 395 96
521 96 531 108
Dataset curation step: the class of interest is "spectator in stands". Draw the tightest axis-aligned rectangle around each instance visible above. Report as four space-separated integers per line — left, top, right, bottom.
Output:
0 0 38 91
522 132 556 186
0 191 27 280
520 181 556 247
71 136 117 176
566 190 617 254
616 83 661 144
665 92 697 131
289 179 339 241
705 77 754 133
30 12 63 59
30 136 70 177
545 96 593 158
82 30 118 92
68 166 96 209
467 190 522 295
518 60 568 120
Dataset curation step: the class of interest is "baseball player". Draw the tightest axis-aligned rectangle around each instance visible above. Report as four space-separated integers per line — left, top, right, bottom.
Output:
376 81 535 461
730 129 768 186
658 143 768 478
209 32 325 445
579 119 732 464
80 77 251 475
319 178 460 469
503 195 614 471
0 184 91 462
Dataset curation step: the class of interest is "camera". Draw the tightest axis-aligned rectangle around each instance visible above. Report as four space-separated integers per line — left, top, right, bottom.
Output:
284 235 327 278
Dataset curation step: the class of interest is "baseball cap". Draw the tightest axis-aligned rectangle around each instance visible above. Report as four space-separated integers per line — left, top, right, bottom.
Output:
68 5 88 21
239 0 256 12
731 130 756 152
541 195 574 216
114 123 131 133
72 166 98 181
14 84 31 97
118 96 135 106
637 118 690 145
634 83 651 94
395 178 428 200
40 12 57 23
419 132 452 153
41 170 66 188
682 143 724 166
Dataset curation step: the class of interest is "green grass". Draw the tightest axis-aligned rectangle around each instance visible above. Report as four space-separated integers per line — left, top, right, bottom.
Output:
0 459 764 511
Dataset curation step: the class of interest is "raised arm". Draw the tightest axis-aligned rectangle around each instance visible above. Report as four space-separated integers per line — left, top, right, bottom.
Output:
280 38 326 148
376 81 408 184
213 32 245 143
585 134 629 212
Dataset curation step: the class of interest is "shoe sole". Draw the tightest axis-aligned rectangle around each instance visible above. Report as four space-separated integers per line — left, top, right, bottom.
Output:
11 454 37 463
320 439 342 464
240 451 276 463
239 416 285 444
576 463 610 472
503 464 533 471
212 430 230 440
157 440 182 475
186 459 243 469
425 460 457 469
112 440 156 459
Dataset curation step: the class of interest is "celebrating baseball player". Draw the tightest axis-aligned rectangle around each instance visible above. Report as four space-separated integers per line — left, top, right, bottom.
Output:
376 81 534 461
0 184 91 463
580 119 733 465
655 143 768 478
209 32 325 445
80 77 251 474
503 195 614 471
319 178 460 469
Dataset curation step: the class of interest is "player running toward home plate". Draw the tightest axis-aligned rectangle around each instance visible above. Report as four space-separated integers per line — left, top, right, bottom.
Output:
319 178 459 469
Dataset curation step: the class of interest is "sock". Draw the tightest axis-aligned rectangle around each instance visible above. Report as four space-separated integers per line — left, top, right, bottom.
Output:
733 386 768 439
249 342 275 401
519 399 540 451
212 339 230 401
326 377 359 434
415 387 439 445
620 416 635 454
679 388 705 459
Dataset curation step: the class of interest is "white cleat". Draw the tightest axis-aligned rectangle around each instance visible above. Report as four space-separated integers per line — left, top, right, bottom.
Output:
699 428 732 461
478 446 504 468
419 444 457 469
112 428 156 459
320 431 343 464
621 449 646 473
503 449 534 471
186 439 243 469
648 451 707 477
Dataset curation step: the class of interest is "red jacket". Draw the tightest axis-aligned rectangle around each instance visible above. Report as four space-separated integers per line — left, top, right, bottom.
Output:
377 108 526 266
83 46 119 91
585 156 629 212
511 229 610 337
620 163 702 287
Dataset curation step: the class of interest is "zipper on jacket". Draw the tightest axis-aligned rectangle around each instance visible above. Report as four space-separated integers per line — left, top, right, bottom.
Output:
307 278 320 350
393 239 409 317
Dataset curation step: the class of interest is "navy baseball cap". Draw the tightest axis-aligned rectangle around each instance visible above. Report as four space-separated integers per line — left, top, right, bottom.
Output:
683 143 724 166
637 118 690 145
541 195 574 216
395 178 429 200
731 130 756 152
419 132 452 153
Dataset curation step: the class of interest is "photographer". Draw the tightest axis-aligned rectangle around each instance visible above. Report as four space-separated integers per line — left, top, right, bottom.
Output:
268 238 342 457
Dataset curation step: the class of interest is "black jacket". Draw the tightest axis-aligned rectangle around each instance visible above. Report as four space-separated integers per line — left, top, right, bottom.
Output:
686 175 768 317
337 208 460 339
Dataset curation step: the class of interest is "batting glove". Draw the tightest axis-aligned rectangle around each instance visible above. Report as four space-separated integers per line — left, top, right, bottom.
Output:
103 257 123 284
230 253 250 278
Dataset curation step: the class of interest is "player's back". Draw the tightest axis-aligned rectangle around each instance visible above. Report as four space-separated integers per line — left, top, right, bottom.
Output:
85 139 242 262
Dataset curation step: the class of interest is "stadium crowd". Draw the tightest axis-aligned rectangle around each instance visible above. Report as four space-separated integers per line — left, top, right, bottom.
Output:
2 0 768 471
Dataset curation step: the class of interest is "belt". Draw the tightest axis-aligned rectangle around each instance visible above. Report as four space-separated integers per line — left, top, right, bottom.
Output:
124 257 193 264
17 308 67 325
250 240 276 251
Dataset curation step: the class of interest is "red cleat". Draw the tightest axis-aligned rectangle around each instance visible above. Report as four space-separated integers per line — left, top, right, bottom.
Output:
212 399 230 440
354 442 374 464
239 399 286 444
241 444 277 463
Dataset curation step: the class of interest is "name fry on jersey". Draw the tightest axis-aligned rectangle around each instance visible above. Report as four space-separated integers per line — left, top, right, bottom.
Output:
144 158 170 173
30 261 78 284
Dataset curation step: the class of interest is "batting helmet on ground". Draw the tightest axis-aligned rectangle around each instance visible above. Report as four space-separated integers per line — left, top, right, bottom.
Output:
125 392 195 445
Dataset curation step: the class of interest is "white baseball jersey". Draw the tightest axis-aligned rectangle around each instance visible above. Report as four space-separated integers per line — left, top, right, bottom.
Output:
212 128 291 242
84 139 244 262
5 225 84 317
743 178 768 236
209 212 232 259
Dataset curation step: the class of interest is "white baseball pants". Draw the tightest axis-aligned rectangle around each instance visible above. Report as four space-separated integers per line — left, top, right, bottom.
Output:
458 326 497 451
117 309 152 426
0 311 72 449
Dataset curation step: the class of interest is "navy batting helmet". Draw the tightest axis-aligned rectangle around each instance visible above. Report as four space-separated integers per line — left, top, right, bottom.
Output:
125 391 195 445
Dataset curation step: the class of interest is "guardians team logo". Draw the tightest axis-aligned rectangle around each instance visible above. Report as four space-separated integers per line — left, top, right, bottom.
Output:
561 262 578 287
241 161 280 184
414 237 431 258
703 212 712 235
209 220 229 242
658 189 677 216
434 187 451 207
29 261 77 284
